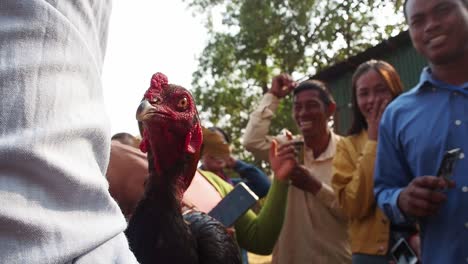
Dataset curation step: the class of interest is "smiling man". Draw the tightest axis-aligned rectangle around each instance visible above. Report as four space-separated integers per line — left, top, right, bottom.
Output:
374 0 468 263
243 75 351 263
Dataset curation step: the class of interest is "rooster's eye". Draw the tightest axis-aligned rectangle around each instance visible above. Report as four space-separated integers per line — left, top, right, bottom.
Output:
151 97 161 104
177 97 189 109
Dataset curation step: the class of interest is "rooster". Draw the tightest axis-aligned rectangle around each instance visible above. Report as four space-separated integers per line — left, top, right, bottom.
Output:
125 72 241 264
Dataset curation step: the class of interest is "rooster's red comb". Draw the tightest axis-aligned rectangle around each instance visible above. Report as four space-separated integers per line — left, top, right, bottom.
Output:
144 72 169 100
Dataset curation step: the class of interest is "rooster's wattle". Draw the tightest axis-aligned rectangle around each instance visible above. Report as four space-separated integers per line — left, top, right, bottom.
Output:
125 72 241 264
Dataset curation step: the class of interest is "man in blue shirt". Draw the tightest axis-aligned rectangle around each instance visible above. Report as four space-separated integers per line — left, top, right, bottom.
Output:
374 0 468 263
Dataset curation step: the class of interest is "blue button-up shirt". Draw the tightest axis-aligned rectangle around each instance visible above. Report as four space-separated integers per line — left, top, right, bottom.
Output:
374 67 468 264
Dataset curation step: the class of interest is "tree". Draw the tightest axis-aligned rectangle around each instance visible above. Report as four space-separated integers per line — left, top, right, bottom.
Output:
186 0 405 163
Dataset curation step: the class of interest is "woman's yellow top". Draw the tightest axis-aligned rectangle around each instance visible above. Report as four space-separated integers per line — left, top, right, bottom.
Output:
332 130 390 256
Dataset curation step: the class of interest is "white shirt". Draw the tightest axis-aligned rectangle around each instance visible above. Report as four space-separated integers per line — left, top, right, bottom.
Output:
0 1 137 263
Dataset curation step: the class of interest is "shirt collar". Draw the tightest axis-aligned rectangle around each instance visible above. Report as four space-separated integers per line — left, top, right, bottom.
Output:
304 130 340 162
416 67 468 93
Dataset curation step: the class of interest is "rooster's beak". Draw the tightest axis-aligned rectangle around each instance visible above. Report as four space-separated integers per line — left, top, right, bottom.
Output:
136 99 154 121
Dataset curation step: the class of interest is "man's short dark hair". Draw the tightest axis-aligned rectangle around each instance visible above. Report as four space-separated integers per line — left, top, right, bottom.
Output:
293 79 335 107
112 132 138 147
404 0 468 19
208 127 231 143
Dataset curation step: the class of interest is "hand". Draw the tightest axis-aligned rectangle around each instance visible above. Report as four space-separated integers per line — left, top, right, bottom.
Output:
225 227 235 237
289 165 322 194
269 74 296 98
398 176 455 217
367 97 390 141
269 140 297 182
408 233 421 260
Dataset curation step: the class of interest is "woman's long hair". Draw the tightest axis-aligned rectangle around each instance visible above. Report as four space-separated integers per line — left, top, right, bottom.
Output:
348 60 404 135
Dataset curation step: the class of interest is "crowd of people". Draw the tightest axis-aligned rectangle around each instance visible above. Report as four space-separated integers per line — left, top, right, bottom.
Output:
1 0 467 263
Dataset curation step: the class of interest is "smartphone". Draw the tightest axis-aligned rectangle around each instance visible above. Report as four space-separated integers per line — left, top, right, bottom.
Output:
292 140 304 165
282 129 304 165
437 148 461 182
391 237 418 264
208 182 259 227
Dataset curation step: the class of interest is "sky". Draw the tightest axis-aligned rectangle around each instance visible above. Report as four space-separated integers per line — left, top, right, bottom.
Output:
102 1 207 136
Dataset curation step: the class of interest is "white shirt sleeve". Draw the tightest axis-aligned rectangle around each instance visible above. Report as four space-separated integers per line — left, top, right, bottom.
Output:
242 93 281 162
0 1 137 263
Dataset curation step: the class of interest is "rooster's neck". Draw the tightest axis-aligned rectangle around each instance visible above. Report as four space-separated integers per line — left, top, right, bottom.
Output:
144 123 200 196
145 176 183 213
127 167 199 263
145 146 186 207
146 126 186 171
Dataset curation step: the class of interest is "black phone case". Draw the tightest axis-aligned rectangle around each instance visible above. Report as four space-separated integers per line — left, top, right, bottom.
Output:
208 182 259 227
437 148 461 181
391 237 418 264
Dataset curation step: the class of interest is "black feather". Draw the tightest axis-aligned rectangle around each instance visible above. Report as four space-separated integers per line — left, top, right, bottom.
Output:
184 211 241 264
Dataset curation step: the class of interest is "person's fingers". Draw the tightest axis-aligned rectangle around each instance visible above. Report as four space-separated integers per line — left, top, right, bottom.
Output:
409 185 447 204
290 180 303 190
294 165 308 174
369 100 379 122
285 75 294 87
274 159 296 181
280 73 293 83
276 74 294 94
271 139 300 181
278 140 294 149
289 168 303 184
277 143 295 156
278 152 297 161
276 143 296 157
428 191 447 203
276 149 297 166
279 74 288 89
269 140 278 161
414 176 444 189
400 176 450 217
371 98 382 122
377 98 390 120
289 166 307 181
276 145 296 164
407 197 440 216
408 234 421 259
288 81 297 90
447 179 456 189
289 169 312 190
288 169 299 181
271 75 282 92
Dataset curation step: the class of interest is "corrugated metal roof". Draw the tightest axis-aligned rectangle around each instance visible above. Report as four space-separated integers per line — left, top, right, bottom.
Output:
312 31 412 82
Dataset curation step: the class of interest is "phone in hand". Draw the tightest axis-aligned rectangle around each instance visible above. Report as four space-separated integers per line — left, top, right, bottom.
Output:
208 182 259 227
391 237 418 264
437 148 461 185
292 140 304 165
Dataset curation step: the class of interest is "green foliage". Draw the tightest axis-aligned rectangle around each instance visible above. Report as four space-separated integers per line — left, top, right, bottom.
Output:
185 0 405 165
